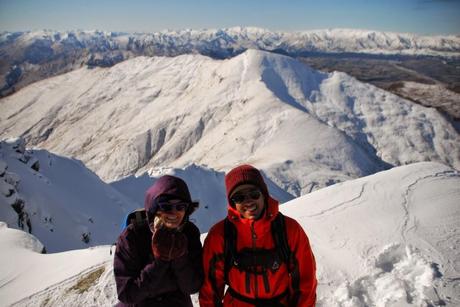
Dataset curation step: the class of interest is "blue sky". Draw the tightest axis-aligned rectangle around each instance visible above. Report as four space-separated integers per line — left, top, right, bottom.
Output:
0 0 459 35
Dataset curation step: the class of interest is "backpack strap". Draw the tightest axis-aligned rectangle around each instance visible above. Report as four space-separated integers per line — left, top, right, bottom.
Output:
271 213 301 305
133 210 146 228
223 217 236 284
123 208 148 230
271 213 289 262
209 253 225 307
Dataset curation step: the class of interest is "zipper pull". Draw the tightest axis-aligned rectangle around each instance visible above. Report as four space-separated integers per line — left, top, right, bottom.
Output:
251 222 257 240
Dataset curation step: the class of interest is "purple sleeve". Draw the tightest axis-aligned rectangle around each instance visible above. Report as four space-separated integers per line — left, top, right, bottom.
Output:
171 222 204 294
114 232 178 304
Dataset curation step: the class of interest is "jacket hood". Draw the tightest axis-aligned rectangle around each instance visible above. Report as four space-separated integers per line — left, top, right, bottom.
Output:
144 175 193 216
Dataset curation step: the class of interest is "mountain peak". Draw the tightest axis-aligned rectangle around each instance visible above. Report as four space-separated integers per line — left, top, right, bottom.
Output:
1 51 458 196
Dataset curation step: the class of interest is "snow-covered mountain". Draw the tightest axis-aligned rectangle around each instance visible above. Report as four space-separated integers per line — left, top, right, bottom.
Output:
0 138 138 252
3 27 459 61
1 50 458 197
1 162 458 306
1 27 459 307
1 27 459 95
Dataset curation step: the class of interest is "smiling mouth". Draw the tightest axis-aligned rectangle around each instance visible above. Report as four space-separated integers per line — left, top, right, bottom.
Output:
243 203 258 213
164 216 179 223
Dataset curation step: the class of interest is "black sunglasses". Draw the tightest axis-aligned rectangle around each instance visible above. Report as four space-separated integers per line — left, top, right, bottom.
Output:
157 202 189 212
230 190 262 205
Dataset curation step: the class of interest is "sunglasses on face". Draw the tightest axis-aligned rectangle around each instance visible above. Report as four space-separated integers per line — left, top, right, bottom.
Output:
230 190 262 205
157 202 189 212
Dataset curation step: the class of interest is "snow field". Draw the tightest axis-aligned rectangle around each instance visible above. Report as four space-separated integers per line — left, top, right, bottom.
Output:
1 162 458 306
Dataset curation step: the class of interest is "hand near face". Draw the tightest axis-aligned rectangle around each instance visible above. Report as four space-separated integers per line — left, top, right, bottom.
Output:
149 199 190 261
151 225 188 261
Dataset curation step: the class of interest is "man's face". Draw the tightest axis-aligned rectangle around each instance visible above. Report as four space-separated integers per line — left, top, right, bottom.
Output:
230 184 265 220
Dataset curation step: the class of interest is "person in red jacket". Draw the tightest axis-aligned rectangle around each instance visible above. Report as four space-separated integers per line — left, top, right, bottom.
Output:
114 175 203 307
199 164 317 306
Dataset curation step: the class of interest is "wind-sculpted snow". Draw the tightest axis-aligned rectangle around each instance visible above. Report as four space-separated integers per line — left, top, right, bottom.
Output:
1 162 459 306
1 50 459 197
334 244 439 306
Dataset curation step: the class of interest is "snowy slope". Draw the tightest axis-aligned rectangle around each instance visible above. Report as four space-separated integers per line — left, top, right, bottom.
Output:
0 223 114 307
1 50 459 197
1 162 458 306
0 138 137 252
282 162 460 306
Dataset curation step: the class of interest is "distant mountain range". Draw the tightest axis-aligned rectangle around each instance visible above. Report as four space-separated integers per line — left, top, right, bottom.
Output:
1 27 460 96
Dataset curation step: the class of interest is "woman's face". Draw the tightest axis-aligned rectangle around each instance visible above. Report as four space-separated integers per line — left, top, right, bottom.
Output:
230 184 265 220
155 199 187 229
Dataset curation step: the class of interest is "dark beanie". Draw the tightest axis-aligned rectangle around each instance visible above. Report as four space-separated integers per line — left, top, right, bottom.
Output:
144 175 192 215
225 164 269 206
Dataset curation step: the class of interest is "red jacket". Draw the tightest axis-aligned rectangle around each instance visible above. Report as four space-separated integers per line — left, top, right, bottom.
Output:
199 196 317 306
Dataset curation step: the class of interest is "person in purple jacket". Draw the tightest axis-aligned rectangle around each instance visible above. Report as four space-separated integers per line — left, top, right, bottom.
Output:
114 175 204 306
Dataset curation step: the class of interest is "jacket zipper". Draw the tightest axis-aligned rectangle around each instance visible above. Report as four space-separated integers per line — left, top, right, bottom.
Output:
251 222 258 298
168 233 175 260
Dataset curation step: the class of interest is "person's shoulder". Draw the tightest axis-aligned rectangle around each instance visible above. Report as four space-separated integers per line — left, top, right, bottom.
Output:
208 218 226 235
203 219 226 244
201 219 226 254
118 223 150 244
281 213 300 225
279 213 305 233
183 220 201 236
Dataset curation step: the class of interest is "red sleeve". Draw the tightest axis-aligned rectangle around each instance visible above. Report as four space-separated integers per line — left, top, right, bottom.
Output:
287 217 317 306
199 221 226 307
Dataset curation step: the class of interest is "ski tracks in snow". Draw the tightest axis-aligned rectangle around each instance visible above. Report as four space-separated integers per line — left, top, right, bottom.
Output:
305 183 367 219
399 170 459 242
317 168 460 306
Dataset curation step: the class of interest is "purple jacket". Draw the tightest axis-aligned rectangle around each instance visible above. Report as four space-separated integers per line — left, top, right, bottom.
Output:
113 221 203 307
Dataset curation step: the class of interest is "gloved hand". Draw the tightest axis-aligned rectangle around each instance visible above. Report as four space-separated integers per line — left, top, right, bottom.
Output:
152 226 188 261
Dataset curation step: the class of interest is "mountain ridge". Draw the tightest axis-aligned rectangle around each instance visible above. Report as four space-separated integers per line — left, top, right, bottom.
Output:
1 50 458 196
